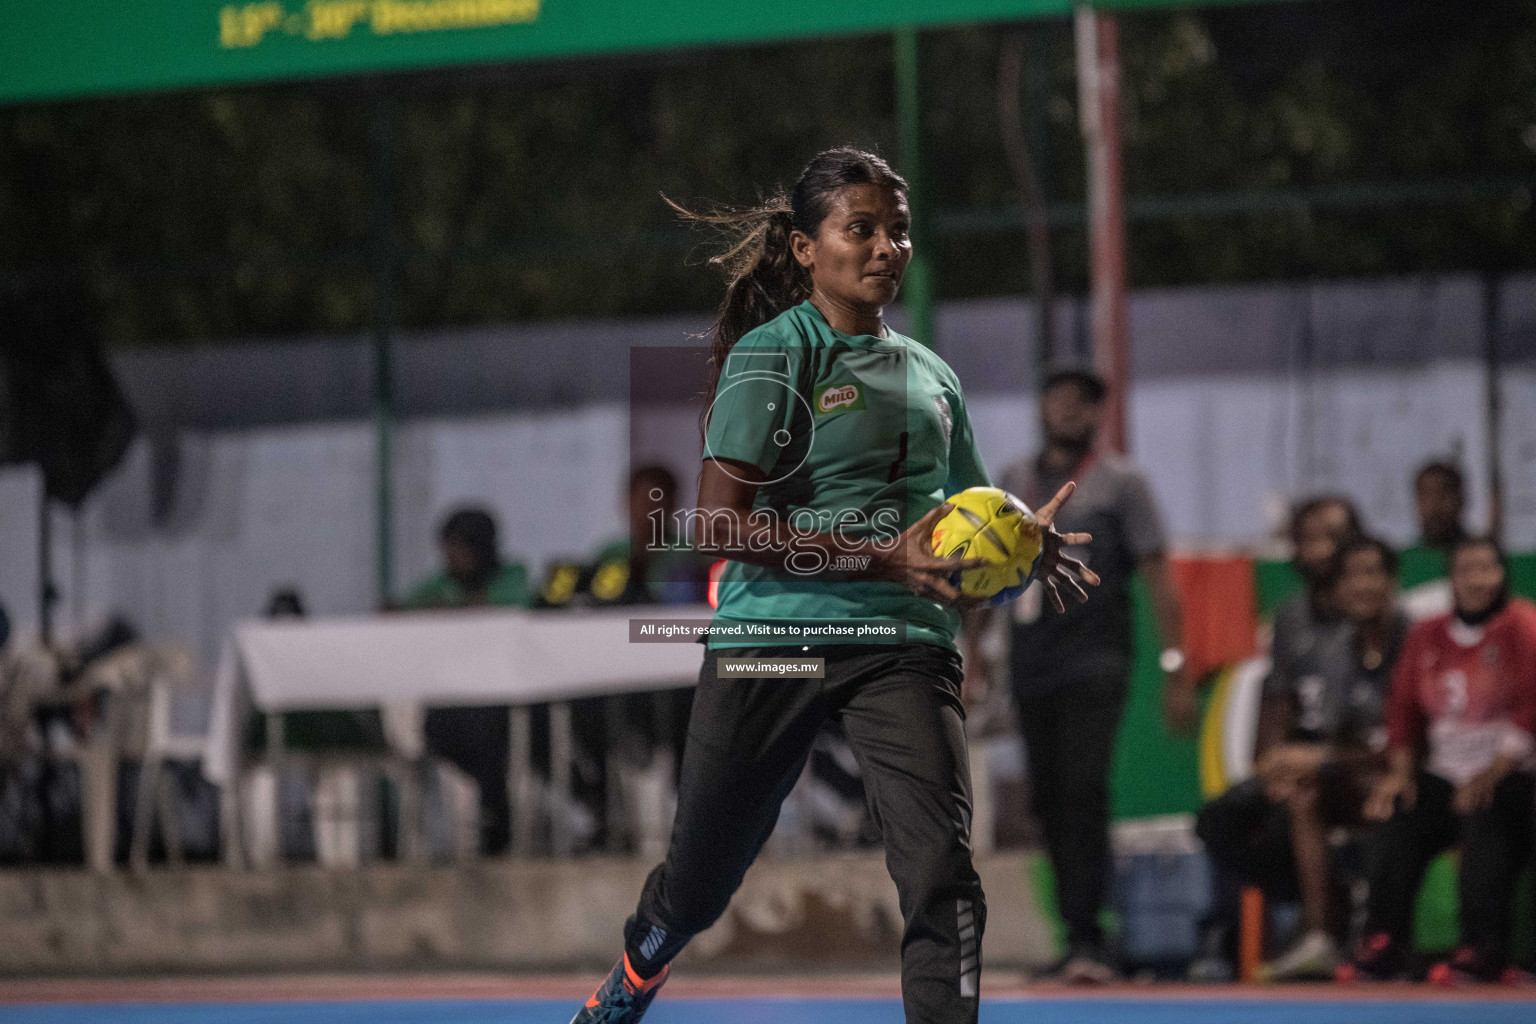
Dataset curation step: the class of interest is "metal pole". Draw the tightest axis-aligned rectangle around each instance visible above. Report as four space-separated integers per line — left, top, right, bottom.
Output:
71 509 85 638
38 484 53 645
1484 272 1504 543
369 93 398 607
604 696 626 854
1074 5 1131 453
508 704 533 857
549 701 572 858
895 27 935 350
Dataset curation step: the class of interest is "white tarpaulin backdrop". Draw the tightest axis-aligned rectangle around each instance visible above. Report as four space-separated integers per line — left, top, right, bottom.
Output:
2 272 1533 706
2 362 1529 682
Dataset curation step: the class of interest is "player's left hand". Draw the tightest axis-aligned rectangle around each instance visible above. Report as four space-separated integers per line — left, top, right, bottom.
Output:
1454 767 1505 814
1032 481 1100 613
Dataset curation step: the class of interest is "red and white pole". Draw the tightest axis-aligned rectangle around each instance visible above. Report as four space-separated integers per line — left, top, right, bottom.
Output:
1075 4 1131 454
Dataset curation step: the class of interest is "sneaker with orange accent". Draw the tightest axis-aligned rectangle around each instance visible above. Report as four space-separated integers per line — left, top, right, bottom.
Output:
1427 946 1506 986
1335 932 1402 983
569 953 670 1024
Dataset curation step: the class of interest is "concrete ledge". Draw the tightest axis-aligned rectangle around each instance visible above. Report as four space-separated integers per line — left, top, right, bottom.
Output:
0 851 1055 976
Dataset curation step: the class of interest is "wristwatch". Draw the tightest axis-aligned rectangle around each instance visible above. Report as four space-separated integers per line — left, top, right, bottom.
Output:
1159 648 1186 674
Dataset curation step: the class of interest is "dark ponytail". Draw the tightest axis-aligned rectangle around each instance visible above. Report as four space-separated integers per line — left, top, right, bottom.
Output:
671 148 909 423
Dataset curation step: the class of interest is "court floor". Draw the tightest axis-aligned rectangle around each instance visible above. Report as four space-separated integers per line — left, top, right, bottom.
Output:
5 997 1536 1024
2 977 1534 1024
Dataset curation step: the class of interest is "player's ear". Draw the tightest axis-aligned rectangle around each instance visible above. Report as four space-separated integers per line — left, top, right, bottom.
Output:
790 229 815 269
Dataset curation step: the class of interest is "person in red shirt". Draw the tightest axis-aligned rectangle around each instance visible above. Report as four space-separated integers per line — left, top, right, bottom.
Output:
1341 536 1536 984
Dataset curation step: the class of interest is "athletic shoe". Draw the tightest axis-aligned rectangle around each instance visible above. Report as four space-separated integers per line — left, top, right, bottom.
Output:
1187 954 1235 984
569 953 669 1024
1187 925 1235 983
1045 942 1119 985
1335 932 1402 983
1427 946 1508 986
1264 930 1341 981
1060 954 1118 985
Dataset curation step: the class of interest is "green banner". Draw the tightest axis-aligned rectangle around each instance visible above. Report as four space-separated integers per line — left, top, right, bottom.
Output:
1 0 1264 104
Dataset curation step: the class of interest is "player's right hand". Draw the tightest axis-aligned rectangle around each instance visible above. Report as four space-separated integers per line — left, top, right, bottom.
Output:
874 502 989 606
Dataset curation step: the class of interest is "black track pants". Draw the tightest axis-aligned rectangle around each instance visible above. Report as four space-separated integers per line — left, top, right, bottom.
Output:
1013 664 1129 950
1363 771 1535 961
625 643 986 1024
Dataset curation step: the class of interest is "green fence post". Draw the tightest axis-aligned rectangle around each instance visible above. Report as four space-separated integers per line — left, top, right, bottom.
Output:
894 26 934 350
369 92 397 608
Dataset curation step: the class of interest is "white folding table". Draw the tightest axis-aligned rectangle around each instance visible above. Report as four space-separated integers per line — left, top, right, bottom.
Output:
205 605 710 863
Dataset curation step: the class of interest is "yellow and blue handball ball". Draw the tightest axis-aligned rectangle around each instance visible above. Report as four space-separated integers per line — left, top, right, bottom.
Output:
930 487 1044 607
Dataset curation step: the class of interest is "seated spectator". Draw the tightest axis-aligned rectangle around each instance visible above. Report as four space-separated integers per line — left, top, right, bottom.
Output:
406 507 529 609
584 465 709 607
1342 536 1536 984
1399 461 1468 622
406 507 531 856
1195 508 1393 981
1252 537 1406 978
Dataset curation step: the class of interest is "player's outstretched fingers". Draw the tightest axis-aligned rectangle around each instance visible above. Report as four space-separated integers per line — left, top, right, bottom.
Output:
1059 554 1101 587
1044 577 1066 614
1034 481 1077 528
1053 568 1090 604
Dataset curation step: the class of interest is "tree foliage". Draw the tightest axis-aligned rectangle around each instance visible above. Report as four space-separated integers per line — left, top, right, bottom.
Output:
1 0 1532 346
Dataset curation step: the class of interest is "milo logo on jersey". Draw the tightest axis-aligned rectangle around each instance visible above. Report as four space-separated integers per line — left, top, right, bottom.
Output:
815 383 865 416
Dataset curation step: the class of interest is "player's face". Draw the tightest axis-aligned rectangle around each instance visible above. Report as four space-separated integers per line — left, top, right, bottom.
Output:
1295 503 1352 585
442 538 478 584
1450 544 1505 617
1415 472 1463 542
1039 383 1103 448
794 184 911 314
1336 548 1394 624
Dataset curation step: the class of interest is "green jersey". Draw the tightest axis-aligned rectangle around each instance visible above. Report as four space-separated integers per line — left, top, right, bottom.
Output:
589 536 711 605
702 301 990 650
405 562 530 609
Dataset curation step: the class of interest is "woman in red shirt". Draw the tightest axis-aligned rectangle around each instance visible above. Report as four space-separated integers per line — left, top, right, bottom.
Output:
1342 536 1536 984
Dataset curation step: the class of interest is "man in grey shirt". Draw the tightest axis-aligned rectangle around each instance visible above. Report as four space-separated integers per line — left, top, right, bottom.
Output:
966 368 1191 983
